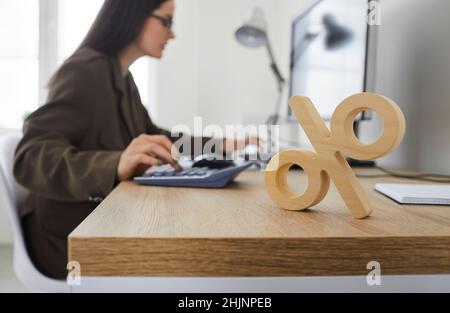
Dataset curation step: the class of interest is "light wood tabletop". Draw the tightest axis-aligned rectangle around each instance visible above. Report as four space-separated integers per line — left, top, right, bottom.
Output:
69 168 450 277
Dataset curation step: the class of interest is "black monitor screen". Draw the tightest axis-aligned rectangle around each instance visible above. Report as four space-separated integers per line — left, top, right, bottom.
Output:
289 0 370 121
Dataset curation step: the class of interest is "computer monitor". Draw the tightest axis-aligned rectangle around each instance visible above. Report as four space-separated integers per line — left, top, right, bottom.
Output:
288 0 377 123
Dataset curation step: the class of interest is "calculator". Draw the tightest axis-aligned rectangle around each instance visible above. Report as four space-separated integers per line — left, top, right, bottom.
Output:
133 161 257 188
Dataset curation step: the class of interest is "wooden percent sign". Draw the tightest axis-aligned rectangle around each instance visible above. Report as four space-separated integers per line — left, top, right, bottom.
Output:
264 93 406 219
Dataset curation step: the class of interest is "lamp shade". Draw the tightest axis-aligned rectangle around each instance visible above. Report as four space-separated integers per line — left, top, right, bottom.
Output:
322 14 353 50
235 7 267 48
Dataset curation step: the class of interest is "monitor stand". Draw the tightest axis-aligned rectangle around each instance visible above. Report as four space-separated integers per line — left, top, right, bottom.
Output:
347 158 376 167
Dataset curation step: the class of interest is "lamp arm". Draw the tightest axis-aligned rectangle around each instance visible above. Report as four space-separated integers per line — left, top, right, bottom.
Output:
265 38 286 92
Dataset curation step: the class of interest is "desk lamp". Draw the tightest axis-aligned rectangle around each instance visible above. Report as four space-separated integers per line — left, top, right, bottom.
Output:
235 7 286 129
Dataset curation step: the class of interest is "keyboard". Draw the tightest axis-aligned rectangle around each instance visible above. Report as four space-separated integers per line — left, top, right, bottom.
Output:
134 161 257 188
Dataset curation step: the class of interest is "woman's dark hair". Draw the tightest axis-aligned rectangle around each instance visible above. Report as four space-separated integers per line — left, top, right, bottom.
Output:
79 0 168 55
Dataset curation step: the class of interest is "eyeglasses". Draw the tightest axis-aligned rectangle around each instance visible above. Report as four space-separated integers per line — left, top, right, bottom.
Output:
150 14 173 32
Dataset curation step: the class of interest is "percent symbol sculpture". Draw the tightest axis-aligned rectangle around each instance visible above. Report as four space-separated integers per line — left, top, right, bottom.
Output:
264 93 406 219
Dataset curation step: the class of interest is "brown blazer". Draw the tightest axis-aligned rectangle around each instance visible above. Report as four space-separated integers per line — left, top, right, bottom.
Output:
13 48 216 278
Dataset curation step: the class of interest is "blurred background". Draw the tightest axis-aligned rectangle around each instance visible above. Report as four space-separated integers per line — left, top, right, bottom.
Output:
1 0 450 247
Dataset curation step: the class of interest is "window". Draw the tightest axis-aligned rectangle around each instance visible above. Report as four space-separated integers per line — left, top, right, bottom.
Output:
0 0 39 129
0 0 156 129
57 0 104 64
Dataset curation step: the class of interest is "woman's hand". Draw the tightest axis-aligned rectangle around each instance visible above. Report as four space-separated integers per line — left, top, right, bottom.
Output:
117 134 178 181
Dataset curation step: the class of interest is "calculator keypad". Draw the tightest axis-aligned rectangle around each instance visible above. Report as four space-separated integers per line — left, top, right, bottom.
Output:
144 167 211 178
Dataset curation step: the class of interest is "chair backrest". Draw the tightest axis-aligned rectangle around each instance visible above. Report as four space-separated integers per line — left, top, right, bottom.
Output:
0 131 29 246
0 131 68 292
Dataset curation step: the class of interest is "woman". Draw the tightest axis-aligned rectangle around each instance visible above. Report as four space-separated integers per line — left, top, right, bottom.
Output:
14 0 249 279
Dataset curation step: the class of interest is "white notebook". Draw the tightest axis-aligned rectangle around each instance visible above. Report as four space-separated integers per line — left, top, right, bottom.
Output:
374 183 450 205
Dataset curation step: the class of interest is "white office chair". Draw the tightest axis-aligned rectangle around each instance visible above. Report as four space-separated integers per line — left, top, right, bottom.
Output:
0 132 69 293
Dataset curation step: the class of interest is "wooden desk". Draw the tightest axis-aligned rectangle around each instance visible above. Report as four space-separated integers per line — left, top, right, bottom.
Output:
69 169 450 278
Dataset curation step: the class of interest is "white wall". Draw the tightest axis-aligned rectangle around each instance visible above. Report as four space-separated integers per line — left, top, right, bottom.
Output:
155 0 310 135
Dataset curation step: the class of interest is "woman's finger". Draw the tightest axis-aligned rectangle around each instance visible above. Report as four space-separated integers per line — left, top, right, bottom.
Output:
131 153 159 167
137 134 174 156
134 142 177 166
